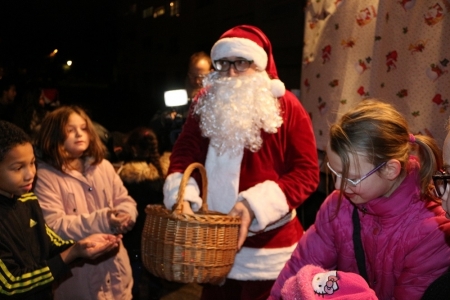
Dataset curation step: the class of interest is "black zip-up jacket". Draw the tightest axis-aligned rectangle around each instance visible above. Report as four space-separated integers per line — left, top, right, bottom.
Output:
0 192 74 299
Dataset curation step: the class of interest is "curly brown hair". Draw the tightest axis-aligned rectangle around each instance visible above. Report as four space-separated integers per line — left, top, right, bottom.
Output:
0 121 32 162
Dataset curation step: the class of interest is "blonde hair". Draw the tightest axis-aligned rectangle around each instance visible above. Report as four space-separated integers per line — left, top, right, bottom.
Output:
329 99 442 203
36 105 105 171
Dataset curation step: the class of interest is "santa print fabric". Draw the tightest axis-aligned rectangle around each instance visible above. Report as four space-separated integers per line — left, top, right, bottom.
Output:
302 0 450 150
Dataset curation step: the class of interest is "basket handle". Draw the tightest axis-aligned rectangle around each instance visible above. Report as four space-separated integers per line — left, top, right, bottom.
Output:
173 162 208 215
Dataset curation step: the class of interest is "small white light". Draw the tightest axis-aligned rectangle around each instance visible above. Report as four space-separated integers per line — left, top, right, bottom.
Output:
67 60 73 66
164 89 188 107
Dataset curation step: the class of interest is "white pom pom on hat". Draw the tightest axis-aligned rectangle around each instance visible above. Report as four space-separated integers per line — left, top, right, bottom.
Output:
211 25 286 98
270 79 285 98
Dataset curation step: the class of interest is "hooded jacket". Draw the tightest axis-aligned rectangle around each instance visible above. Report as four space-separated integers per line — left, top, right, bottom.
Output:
34 159 137 300
0 193 73 299
270 159 450 300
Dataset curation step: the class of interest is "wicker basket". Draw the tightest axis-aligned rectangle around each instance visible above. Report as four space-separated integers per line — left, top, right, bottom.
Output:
141 162 241 285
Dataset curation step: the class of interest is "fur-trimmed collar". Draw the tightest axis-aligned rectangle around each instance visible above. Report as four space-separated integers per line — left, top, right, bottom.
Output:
118 152 170 183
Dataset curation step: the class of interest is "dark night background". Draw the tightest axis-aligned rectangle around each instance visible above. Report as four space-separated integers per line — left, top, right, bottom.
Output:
0 1 117 75
0 0 306 134
0 1 119 128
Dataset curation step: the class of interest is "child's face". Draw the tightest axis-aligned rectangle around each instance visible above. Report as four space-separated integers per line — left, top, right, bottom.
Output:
63 113 90 158
0 143 36 197
326 143 391 204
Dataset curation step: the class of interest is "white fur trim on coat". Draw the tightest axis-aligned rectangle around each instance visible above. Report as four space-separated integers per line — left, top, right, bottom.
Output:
247 210 297 237
205 145 244 213
163 172 203 211
228 243 297 280
118 161 160 183
211 37 268 71
238 180 289 232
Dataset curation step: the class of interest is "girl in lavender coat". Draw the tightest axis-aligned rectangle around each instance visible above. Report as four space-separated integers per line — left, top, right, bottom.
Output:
34 105 137 300
270 100 450 300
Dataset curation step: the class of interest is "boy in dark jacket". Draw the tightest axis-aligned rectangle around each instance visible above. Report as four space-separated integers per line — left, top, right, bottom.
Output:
0 120 121 299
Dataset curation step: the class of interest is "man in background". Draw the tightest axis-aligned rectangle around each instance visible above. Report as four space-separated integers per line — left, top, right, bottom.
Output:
185 51 212 101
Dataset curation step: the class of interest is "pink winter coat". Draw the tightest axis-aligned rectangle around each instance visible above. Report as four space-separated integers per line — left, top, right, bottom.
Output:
34 159 137 300
270 159 450 300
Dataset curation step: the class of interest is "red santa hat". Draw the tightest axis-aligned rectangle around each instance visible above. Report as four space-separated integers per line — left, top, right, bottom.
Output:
41 88 60 107
210 25 286 97
281 265 378 300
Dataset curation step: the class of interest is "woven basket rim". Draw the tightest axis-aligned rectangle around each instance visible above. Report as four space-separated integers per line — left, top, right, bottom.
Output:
145 204 242 225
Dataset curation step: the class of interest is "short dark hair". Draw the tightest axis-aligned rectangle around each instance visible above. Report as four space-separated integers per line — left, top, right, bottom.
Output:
0 121 32 162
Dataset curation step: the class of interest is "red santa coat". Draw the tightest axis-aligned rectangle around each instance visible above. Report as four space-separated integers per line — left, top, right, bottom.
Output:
164 90 319 280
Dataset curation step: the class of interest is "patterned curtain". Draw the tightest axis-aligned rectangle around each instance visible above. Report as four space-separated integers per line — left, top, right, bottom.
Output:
301 0 450 150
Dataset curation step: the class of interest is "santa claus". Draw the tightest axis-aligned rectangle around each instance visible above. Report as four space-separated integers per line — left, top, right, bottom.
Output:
163 25 319 299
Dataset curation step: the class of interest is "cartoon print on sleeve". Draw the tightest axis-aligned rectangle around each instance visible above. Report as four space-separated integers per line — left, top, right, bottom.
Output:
312 270 340 296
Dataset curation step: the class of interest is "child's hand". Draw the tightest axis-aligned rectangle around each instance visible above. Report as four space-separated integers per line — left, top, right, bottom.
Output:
108 210 135 234
76 233 122 259
61 234 122 263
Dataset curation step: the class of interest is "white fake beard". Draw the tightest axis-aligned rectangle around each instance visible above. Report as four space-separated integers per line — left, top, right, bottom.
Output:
194 71 283 156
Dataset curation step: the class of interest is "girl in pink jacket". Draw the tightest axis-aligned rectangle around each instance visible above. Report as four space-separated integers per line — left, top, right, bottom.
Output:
270 100 450 300
34 105 137 300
